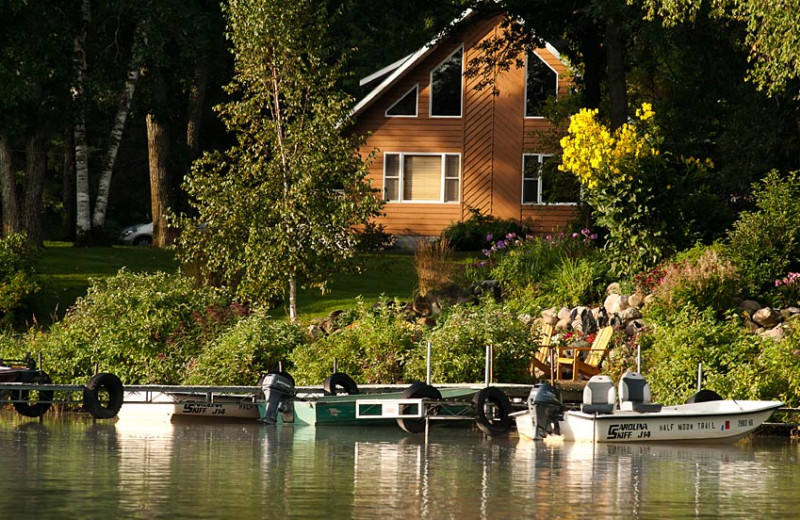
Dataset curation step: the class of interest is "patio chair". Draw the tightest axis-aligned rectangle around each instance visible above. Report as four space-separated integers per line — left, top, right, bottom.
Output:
530 323 555 379
557 325 614 382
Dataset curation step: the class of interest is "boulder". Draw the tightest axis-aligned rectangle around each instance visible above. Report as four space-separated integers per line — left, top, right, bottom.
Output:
738 299 762 316
760 326 785 341
557 307 572 321
628 292 645 309
752 307 782 328
606 282 621 295
604 294 629 315
619 307 643 322
556 317 572 330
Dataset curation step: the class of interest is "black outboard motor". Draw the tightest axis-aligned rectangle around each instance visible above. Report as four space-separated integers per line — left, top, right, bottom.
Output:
526 383 564 439
260 372 295 425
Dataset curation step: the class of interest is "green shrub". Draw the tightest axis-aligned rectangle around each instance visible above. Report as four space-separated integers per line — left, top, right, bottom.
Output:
726 170 800 296
185 310 307 385
641 306 764 405
405 303 534 384
486 230 601 300
355 222 396 252
541 255 607 307
21 269 234 385
646 245 740 319
0 233 40 328
289 300 421 385
441 208 527 251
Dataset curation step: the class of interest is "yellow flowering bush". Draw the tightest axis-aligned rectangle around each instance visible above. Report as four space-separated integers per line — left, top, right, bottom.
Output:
560 103 708 278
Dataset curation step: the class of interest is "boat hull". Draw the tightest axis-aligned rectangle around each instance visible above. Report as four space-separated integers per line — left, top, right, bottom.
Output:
516 400 783 443
118 391 260 422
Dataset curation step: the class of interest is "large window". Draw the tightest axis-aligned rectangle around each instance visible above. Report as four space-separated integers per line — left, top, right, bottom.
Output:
386 84 418 117
430 47 463 117
522 154 580 205
383 152 460 202
525 51 558 117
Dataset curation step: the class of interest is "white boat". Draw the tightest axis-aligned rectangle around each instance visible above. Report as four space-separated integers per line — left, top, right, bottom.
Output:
117 390 261 422
515 372 783 443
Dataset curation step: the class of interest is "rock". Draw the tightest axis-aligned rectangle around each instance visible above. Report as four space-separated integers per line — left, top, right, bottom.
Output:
628 292 644 309
306 324 324 340
606 282 621 295
571 319 584 333
412 295 432 317
782 307 800 318
418 316 437 328
752 307 782 328
625 319 645 337
595 306 609 327
556 317 572 330
604 294 629 315
738 299 762 315
760 326 785 341
557 307 572 321
542 313 559 326
619 307 643 322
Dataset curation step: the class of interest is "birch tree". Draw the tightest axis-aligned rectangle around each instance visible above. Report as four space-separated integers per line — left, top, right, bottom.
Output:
174 0 382 322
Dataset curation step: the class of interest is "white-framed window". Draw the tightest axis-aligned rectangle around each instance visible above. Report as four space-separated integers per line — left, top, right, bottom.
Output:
522 154 580 205
524 51 558 118
430 46 463 117
383 152 461 203
386 84 418 117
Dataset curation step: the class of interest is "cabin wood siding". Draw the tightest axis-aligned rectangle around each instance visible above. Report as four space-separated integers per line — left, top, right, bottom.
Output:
354 15 577 237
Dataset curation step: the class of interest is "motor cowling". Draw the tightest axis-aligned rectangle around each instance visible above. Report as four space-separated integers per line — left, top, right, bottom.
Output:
526 383 564 439
260 372 295 425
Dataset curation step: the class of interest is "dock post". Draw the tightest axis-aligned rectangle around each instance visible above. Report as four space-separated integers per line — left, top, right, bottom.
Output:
426 341 432 386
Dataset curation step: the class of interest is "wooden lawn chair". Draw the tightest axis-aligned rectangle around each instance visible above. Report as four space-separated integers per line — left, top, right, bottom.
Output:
557 326 614 382
530 323 554 380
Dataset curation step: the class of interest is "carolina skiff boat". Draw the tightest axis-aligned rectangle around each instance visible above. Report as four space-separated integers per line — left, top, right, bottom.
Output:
515 372 782 443
117 388 260 422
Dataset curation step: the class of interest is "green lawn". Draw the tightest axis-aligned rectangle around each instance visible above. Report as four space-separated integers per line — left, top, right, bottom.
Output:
30 243 419 326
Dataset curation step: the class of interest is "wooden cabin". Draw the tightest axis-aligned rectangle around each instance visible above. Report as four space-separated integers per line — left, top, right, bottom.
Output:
352 13 580 239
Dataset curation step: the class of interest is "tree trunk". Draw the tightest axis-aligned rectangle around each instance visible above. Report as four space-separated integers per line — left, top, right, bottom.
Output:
61 124 76 241
186 59 209 159
91 68 139 231
288 277 298 323
0 132 21 236
579 25 604 110
146 112 174 248
22 125 47 246
73 0 91 242
605 13 628 130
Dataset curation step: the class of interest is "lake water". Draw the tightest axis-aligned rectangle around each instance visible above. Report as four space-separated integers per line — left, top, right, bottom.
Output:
1 410 799 519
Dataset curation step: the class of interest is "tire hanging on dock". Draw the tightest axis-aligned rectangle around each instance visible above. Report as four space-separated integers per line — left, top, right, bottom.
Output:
83 372 124 419
396 382 442 434
472 386 512 437
323 372 359 396
13 371 54 418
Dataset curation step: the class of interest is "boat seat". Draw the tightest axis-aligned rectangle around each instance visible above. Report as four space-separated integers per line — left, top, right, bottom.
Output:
581 374 616 414
618 372 662 413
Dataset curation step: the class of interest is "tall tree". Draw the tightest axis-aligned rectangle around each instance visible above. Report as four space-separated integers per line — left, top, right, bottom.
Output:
175 0 382 321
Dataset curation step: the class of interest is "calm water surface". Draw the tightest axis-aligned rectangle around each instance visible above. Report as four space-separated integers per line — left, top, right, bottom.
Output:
1 410 798 519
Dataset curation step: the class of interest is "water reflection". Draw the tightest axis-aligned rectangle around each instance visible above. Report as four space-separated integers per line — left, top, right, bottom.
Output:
2 411 800 519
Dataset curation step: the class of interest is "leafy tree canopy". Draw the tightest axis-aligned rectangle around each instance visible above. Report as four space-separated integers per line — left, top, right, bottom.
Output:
174 0 383 320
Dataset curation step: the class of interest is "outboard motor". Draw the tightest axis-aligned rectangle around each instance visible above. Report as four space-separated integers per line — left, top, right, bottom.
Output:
526 383 564 439
260 372 295 425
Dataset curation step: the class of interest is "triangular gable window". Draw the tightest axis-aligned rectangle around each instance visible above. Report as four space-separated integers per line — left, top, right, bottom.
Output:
525 51 558 117
386 84 418 117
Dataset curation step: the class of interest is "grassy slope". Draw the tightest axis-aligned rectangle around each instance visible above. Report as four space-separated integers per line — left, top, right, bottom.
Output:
30 243 418 326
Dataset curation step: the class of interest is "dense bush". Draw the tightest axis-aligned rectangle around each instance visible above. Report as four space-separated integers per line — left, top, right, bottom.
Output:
289 300 421 385
726 170 800 296
559 104 709 278
404 303 534 384
441 209 527 251
641 306 765 405
479 230 606 305
18 270 235 385
355 222 396 252
185 310 307 385
646 245 741 319
0 233 40 328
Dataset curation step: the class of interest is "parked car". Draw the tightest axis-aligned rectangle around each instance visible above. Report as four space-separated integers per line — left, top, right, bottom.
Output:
118 222 153 246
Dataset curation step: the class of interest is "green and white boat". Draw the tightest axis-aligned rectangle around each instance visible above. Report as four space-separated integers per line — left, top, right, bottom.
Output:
258 372 515 436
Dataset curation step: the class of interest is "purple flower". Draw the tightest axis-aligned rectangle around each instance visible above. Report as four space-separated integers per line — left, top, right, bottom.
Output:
572 232 579 238
506 232 516 240
482 249 491 257
486 234 493 242
589 234 598 240
545 235 552 241
496 240 506 249
525 234 535 241
581 228 591 236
